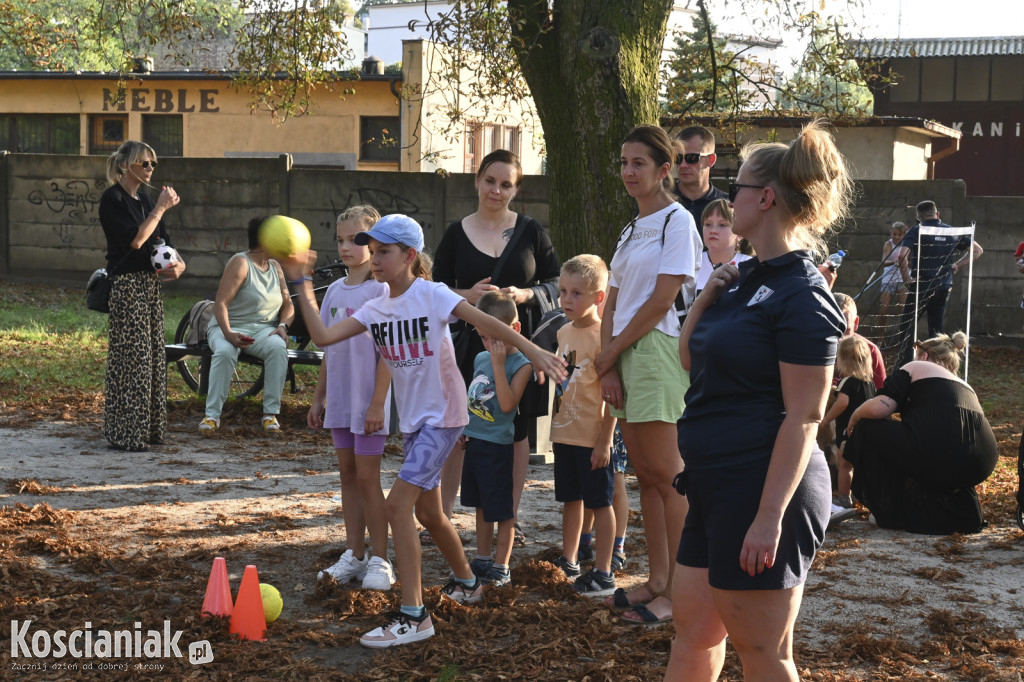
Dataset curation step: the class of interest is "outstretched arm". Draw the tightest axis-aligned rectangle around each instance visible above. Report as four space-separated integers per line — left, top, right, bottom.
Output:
282 250 368 347
453 300 566 384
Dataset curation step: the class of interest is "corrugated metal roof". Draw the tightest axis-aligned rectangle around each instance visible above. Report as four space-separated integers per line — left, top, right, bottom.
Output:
851 37 1024 59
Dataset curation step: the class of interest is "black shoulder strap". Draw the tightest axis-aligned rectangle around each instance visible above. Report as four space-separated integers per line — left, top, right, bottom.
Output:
660 208 679 247
490 213 529 281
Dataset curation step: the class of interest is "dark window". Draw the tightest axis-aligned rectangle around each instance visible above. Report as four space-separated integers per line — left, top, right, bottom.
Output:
360 116 400 162
90 114 128 154
0 115 79 154
143 115 183 157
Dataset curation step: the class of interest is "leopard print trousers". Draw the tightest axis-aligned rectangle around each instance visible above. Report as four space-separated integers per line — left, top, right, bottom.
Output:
103 271 167 450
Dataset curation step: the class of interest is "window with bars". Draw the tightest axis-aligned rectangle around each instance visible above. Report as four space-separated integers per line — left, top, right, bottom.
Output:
143 115 183 157
89 114 128 154
0 115 79 154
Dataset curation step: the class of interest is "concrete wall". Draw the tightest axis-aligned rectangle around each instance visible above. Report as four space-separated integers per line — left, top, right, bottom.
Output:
0 153 1017 335
831 179 1023 336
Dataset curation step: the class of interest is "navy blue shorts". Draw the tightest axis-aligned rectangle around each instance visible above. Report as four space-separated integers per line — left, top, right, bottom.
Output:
460 437 515 523
553 442 614 509
677 452 830 590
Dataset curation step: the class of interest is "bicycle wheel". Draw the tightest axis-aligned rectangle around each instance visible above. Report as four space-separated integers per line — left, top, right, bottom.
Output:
174 310 265 399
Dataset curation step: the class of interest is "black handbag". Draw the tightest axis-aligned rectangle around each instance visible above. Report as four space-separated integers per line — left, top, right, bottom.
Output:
86 253 131 314
86 268 112 313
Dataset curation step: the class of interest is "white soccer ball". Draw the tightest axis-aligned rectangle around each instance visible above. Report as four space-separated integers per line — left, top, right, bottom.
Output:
151 242 180 271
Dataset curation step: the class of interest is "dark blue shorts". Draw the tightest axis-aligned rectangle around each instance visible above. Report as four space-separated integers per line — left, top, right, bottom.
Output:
677 452 830 590
460 437 515 523
553 442 614 509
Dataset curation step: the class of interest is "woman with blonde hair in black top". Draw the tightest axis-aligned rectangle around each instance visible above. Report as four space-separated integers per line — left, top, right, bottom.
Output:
99 140 184 452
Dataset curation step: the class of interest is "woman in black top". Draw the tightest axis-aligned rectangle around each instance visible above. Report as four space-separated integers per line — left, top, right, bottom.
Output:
843 331 997 534
99 140 184 452
433 150 560 523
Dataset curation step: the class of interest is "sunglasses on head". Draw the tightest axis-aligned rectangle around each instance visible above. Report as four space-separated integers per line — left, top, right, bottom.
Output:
137 161 158 170
675 152 711 165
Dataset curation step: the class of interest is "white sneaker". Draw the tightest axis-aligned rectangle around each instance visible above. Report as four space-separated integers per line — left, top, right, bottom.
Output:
361 556 396 590
198 417 219 431
359 612 434 648
440 577 483 604
318 549 369 583
829 503 858 527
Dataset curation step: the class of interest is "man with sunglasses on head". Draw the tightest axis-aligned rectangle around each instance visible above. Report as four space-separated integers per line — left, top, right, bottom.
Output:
672 126 728 233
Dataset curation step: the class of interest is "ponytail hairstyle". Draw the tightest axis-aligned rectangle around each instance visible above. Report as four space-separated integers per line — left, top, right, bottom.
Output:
623 125 675 195
739 119 853 257
404 247 433 282
915 331 968 374
105 140 157 186
836 335 874 384
338 205 381 231
338 205 382 283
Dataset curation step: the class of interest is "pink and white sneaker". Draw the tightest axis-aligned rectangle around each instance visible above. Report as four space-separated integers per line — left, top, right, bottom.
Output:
359 611 434 648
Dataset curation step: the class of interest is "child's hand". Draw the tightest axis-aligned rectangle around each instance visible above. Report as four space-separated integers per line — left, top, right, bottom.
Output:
364 405 385 435
307 400 324 429
527 348 567 385
590 446 610 471
280 249 317 282
488 338 508 363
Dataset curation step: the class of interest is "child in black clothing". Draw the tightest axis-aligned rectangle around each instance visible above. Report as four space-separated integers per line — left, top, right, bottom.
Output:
823 335 876 521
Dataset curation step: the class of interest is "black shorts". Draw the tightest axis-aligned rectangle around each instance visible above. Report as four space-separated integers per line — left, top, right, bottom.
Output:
677 452 830 590
553 442 614 509
460 437 514 523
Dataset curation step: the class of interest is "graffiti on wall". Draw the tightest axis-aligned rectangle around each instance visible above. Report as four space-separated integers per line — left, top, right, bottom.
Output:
317 189 431 243
28 180 104 244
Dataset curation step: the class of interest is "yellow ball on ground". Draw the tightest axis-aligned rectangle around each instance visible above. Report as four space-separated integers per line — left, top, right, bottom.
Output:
258 215 311 260
260 583 283 624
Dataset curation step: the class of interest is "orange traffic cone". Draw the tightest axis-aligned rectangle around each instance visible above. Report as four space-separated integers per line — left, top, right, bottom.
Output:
201 557 233 618
229 565 267 641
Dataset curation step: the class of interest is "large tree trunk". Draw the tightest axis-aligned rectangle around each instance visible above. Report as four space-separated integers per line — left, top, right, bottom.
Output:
509 0 673 262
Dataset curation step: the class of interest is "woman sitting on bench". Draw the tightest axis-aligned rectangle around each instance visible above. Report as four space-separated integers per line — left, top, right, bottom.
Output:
199 217 294 432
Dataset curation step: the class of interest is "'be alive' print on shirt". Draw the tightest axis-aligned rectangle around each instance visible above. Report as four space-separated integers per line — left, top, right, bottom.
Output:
351 278 469 434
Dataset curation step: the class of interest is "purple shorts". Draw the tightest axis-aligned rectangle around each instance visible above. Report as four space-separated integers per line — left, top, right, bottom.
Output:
330 427 387 456
398 425 465 490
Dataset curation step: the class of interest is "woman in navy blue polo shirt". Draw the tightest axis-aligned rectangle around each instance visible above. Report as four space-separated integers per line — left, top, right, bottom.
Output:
667 120 849 681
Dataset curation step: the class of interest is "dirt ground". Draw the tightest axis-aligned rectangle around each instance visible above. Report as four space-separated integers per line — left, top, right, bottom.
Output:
1 396 1023 680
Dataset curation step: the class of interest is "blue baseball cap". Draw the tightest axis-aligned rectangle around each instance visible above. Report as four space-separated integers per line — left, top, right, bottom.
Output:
354 214 425 252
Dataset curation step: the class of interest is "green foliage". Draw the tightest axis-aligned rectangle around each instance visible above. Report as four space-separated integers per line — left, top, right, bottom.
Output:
231 0 359 121
662 12 750 115
776 15 874 116
0 0 237 72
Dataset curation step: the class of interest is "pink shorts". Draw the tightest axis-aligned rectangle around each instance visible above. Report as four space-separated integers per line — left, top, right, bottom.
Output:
330 427 386 456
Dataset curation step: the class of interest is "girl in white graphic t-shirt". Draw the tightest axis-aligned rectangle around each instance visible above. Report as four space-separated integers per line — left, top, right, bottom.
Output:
311 205 394 592
283 214 566 649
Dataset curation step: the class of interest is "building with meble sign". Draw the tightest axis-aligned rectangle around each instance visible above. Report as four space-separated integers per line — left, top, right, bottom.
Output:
853 36 1024 196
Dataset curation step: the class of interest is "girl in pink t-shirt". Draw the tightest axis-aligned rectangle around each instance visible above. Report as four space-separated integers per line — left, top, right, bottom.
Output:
311 206 393 591
284 214 566 649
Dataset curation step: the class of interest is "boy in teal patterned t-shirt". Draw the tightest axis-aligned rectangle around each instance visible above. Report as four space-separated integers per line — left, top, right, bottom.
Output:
461 292 533 587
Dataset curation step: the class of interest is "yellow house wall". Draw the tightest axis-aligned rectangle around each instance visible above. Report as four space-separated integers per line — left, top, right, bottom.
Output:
401 40 546 176
0 77 400 169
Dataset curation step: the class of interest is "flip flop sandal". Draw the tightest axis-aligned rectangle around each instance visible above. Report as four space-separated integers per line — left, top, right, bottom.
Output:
622 602 673 626
419 529 434 545
513 522 526 546
604 585 653 609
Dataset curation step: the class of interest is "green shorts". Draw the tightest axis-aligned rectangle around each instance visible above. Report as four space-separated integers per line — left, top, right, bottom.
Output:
610 329 688 424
